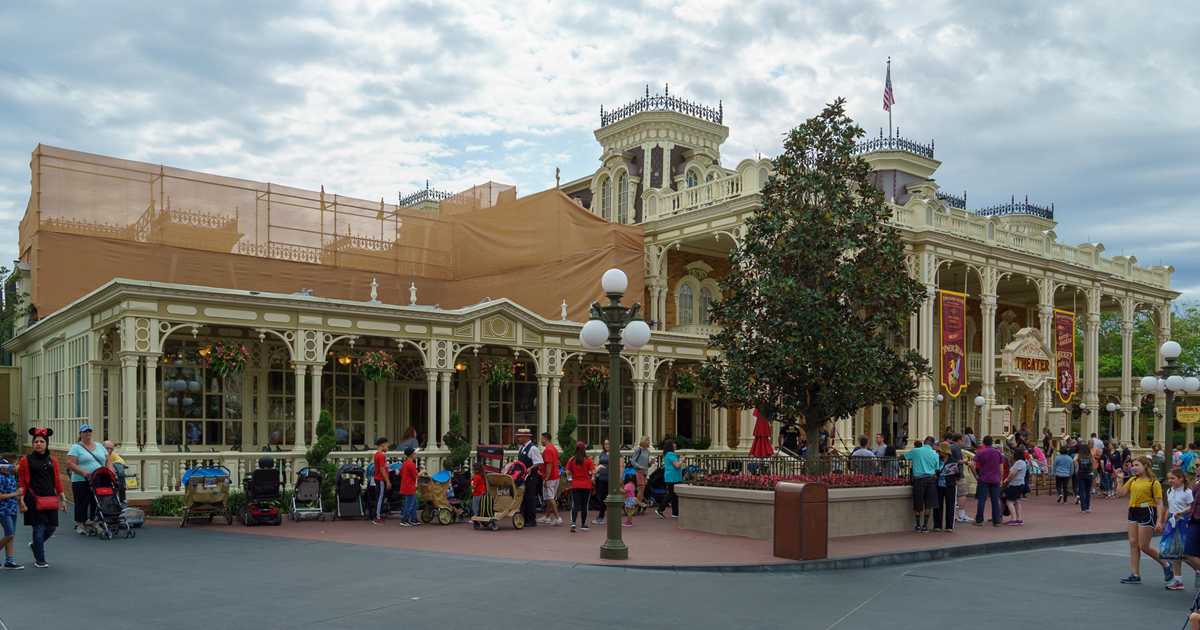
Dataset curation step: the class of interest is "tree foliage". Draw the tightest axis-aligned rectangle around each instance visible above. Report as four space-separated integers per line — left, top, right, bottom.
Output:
557 413 578 458
442 411 471 470
700 99 929 467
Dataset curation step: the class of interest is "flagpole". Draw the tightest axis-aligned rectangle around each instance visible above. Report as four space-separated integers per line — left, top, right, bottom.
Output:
887 57 892 139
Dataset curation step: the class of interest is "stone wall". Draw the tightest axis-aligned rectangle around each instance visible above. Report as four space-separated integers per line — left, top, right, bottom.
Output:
675 484 913 541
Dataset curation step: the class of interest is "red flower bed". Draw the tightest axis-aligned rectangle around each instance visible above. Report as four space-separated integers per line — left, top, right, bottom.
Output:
694 472 910 490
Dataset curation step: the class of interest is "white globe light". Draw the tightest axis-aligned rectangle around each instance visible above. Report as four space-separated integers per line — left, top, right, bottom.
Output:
1167 374 1186 391
1079 402 1087 410
580 319 609 349
974 395 985 407
1141 376 1160 393
601 268 628 294
1158 379 1167 393
936 394 944 403
1185 377 1200 393
1161 340 1183 360
1106 402 1118 413
621 319 651 349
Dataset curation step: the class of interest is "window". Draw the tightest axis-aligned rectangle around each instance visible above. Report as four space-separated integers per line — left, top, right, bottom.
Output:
265 347 295 447
617 172 629 224
159 340 244 447
487 361 536 445
576 372 634 446
686 169 699 188
699 286 714 325
599 177 611 221
324 354 366 448
678 283 694 326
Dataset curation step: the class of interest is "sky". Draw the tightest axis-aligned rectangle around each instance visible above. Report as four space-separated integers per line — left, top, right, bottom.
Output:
0 1 1197 299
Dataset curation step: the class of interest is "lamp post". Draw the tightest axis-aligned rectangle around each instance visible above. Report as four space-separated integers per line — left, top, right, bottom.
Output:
1141 341 1200 448
974 395 985 435
579 268 651 560
1105 401 1119 440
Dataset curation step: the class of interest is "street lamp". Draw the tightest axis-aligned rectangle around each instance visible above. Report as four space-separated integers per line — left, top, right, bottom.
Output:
974 395 985 435
1105 401 1121 440
579 268 650 560
1140 340 1199 444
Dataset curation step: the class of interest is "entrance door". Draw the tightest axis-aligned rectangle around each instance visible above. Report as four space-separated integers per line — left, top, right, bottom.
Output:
409 389 427 446
676 398 695 439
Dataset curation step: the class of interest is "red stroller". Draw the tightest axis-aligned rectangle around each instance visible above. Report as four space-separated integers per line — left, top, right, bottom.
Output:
89 467 135 540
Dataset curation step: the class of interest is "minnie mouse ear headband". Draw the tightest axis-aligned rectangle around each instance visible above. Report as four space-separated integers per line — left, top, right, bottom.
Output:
29 427 53 439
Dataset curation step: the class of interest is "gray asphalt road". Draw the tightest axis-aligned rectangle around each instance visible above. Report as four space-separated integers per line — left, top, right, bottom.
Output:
0 525 1188 629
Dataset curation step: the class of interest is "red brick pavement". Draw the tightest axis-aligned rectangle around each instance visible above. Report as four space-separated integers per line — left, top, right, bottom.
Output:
155 493 1128 567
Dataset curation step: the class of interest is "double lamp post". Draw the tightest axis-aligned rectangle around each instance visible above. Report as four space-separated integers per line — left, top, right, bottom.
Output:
579 268 651 560
1140 340 1199 443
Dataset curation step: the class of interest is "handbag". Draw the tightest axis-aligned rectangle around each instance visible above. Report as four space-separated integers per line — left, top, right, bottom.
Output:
1160 517 1185 559
34 493 60 511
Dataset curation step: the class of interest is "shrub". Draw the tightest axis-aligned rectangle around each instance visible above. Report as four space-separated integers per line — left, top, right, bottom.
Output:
657 434 693 450
148 494 186 517
691 437 712 451
557 414 578 458
442 411 470 471
0 422 18 454
305 410 338 509
694 472 910 491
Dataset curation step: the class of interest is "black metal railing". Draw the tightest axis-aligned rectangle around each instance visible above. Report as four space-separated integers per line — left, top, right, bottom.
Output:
937 190 967 210
853 129 934 159
683 453 912 482
974 195 1054 220
399 180 454 207
601 84 722 127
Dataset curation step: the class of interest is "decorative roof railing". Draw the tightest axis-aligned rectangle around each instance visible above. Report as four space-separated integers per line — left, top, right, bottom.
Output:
936 190 966 210
601 84 723 127
853 129 934 159
974 195 1054 220
399 180 453 207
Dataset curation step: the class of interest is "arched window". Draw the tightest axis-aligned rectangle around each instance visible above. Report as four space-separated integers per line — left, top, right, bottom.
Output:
617 172 629 224
699 286 714 325
600 177 611 221
686 169 699 188
758 168 769 191
678 283 694 326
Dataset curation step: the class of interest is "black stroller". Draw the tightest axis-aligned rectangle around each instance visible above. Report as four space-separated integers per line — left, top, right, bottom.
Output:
335 464 367 520
241 458 283 526
290 467 325 521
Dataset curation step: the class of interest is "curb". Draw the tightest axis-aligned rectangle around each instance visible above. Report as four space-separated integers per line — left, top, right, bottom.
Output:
604 531 1127 573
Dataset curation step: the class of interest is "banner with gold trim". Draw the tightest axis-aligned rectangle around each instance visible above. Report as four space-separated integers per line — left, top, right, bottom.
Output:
939 290 968 398
1054 309 1076 404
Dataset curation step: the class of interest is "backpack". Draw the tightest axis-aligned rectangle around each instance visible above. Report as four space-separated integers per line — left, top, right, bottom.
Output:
1077 455 1093 475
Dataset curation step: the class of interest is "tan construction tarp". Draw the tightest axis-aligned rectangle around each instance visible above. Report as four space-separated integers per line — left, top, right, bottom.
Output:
21 145 643 321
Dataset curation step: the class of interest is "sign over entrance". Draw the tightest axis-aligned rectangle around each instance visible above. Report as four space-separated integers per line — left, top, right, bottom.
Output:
999 327 1054 391
1178 406 1200 425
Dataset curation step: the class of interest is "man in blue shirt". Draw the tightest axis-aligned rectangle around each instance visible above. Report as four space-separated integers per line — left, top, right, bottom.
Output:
904 437 941 532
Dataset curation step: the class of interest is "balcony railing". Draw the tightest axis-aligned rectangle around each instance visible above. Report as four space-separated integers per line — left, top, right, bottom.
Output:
937 190 967 210
853 132 935 159
644 171 744 220
601 84 723 127
974 196 1054 221
399 181 454 207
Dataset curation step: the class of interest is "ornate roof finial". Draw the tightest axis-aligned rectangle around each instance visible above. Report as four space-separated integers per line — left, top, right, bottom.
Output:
409 282 418 305
425 179 430 190
664 82 669 96
645 84 650 97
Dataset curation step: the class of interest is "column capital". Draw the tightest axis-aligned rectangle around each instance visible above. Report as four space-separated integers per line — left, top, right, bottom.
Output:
1038 304 1054 318
119 354 141 367
1120 320 1134 334
1087 313 1101 325
981 293 998 308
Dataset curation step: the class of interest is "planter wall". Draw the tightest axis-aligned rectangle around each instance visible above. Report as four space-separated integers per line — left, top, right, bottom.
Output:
675 483 913 541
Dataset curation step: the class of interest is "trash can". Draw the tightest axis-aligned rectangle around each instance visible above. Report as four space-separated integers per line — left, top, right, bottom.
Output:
773 481 828 561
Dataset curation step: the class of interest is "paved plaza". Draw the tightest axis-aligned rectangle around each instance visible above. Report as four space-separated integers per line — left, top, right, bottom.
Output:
0 494 1185 630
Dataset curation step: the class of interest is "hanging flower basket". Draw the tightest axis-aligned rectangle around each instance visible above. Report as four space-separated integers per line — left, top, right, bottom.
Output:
675 366 699 394
201 343 251 378
359 350 397 382
582 365 609 392
482 360 515 387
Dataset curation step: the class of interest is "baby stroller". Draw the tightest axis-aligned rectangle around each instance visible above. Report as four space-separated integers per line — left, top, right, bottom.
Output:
450 469 472 519
87 467 134 539
241 458 283 526
334 464 367 520
291 467 325 521
645 466 668 510
418 470 458 525
471 472 526 531
180 465 233 527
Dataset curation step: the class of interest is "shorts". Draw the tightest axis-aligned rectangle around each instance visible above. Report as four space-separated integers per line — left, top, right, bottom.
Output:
1128 506 1157 527
543 479 560 501
0 512 15 537
912 476 937 511
1004 485 1024 502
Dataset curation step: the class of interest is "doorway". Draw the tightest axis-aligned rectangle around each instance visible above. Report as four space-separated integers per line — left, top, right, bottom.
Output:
676 398 695 439
409 389 428 446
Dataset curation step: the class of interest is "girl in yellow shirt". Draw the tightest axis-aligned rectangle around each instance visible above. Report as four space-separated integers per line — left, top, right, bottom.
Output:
1115 456 1172 585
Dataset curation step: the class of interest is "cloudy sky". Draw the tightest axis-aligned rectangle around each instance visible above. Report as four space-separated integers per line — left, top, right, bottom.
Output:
1 1 1197 298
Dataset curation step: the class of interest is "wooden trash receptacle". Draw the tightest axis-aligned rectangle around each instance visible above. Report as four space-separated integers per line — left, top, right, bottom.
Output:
773 481 828 561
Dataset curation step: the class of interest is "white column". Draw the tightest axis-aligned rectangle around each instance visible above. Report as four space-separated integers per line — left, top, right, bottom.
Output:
537 375 549 437
89 363 103 437
1120 316 1134 444
143 356 160 452
718 407 728 450
1156 308 1171 446
917 284 937 439
1038 303 1054 435
642 381 654 443
240 369 254 449
481 381 491 445
632 381 645 443
737 408 754 449
293 365 307 451
708 404 719 450
659 142 673 190
425 370 437 448
365 380 376 443
121 355 138 448
310 364 323 444
641 144 653 189
468 375 479 445
907 314 919 444
107 364 121 444
981 293 998 437
438 371 451 448
549 377 561 439
1084 302 1101 437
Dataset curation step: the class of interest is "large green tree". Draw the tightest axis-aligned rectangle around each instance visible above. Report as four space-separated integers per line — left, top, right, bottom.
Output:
700 99 928 470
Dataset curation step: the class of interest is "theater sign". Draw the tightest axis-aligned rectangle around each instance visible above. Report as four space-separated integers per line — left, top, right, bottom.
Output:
999 327 1054 391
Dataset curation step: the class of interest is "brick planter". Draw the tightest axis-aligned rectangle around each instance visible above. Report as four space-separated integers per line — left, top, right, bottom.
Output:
675 484 913 540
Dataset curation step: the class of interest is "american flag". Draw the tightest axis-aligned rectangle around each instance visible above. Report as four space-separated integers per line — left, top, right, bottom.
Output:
883 60 895 112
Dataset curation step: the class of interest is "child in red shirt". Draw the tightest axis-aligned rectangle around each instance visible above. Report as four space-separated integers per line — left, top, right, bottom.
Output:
371 437 390 524
470 463 487 518
399 448 419 526
539 432 562 526
564 441 594 532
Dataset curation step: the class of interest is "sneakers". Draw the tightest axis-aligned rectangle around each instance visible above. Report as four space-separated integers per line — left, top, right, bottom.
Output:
33 561 49 569
655 508 665 519
623 521 633 527
570 524 576 532
555 517 563 526
2 561 23 570
1167 579 1185 591
1120 574 1142 584
538 517 552 524
593 518 606 525
370 519 383 526
581 524 590 531
397 521 411 527
1162 561 1175 583
74 524 87 535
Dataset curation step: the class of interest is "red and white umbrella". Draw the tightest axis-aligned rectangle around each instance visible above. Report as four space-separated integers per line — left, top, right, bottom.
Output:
749 408 774 458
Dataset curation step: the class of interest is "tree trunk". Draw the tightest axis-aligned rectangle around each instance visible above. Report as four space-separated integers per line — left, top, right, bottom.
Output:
804 416 826 474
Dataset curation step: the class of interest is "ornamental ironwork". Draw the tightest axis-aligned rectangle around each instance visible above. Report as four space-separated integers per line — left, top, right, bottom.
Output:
600 83 723 127
853 129 935 159
974 195 1054 220
399 180 454 207
937 190 967 210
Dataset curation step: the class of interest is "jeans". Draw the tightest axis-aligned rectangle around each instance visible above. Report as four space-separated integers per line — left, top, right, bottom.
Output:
374 483 387 520
1099 471 1112 493
665 482 680 516
933 484 956 530
31 524 56 563
1055 475 1071 498
401 494 417 523
72 480 95 524
470 496 481 518
975 482 1001 524
1077 474 1092 512
570 489 590 526
594 479 608 519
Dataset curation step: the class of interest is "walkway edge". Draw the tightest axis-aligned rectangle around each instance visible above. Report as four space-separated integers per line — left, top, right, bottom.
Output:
606 531 1127 573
